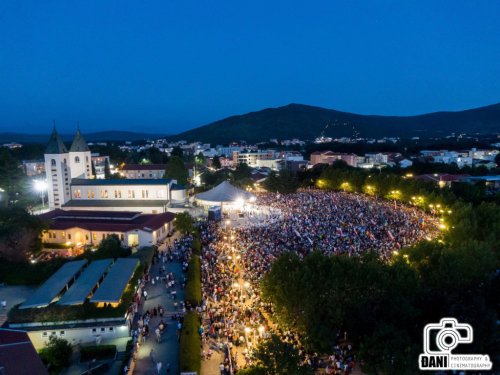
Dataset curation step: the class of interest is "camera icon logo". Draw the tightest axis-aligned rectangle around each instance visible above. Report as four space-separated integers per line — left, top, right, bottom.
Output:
424 318 472 354
419 318 492 371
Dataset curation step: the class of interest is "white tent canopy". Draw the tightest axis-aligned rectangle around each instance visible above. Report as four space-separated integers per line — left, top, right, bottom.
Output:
194 181 255 204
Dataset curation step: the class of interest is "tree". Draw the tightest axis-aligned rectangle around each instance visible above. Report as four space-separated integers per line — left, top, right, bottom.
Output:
234 162 252 181
39 335 73 372
104 158 111 179
495 153 500 167
171 146 184 158
246 334 313 375
212 155 222 170
0 207 49 262
164 156 190 186
91 161 96 178
195 152 206 168
262 170 299 194
0 148 30 206
173 211 194 235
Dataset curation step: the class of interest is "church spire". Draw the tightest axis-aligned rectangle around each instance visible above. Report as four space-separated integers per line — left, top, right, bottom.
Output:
69 123 90 152
45 121 68 154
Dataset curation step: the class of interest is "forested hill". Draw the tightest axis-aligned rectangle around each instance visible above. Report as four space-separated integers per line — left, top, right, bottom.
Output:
169 103 500 144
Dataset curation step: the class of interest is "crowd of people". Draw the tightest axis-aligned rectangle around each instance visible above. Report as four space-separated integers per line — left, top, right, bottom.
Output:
193 189 442 374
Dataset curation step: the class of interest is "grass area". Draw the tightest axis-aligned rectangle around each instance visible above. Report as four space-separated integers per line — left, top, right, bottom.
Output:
80 345 116 362
191 239 201 256
179 311 201 374
185 256 201 306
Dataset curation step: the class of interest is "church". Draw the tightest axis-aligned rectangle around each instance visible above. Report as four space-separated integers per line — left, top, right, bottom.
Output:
42 125 187 247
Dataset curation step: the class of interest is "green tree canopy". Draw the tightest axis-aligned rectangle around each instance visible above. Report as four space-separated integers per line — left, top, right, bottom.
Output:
0 148 30 206
0 207 49 262
247 334 314 375
164 156 190 186
262 170 299 194
195 152 206 167
212 155 222 170
104 158 111 179
171 146 183 158
39 335 73 372
173 211 194 235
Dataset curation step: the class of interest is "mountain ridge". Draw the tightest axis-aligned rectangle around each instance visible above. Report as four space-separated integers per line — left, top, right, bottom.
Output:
169 102 500 143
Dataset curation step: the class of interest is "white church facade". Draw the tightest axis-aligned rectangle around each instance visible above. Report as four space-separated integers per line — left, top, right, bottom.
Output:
42 126 186 247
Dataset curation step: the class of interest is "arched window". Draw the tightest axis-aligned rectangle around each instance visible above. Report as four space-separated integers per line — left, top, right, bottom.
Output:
51 159 56 166
75 156 80 163
86 156 89 162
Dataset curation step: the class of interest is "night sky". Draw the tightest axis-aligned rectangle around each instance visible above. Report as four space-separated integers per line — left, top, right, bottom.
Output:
1 1 499 134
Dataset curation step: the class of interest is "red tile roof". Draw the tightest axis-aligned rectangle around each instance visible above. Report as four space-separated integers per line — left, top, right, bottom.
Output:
121 164 166 171
41 210 175 233
0 328 49 374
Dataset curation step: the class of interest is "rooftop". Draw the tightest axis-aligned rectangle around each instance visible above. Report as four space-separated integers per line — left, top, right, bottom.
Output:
90 258 139 304
40 209 175 232
0 329 49 375
121 164 166 171
20 260 88 309
61 199 169 208
57 259 114 306
71 178 173 186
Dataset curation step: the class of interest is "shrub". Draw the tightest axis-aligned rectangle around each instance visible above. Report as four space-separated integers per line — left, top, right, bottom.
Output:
80 345 116 362
0 257 68 286
191 239 201 255
185 256 201 306
42 242 70 249
118 340 133 375
179 311 201 374
38 335 73 373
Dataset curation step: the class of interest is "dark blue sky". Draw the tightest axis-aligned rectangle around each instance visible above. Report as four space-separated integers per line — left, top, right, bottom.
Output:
1 1 499 135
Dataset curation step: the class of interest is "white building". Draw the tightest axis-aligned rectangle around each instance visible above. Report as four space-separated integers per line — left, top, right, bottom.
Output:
44 126 186 214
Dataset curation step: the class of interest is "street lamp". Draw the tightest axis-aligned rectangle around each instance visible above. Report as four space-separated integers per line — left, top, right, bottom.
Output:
225 220 230 229
35 180 48 208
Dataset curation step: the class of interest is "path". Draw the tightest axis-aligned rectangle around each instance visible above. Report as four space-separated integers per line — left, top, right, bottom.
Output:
0 285 36 327
133 245 186 374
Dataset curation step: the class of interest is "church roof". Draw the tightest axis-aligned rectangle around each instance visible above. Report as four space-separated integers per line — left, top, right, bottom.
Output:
45 127 69 154
70 128 90 152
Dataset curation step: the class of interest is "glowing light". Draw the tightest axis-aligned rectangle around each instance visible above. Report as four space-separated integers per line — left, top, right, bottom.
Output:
258 326 265 332
35 180 47 191
250 196 256 202
244 282 249 287
245 328 251 332
235 198 244 208
233 283 239 288
440 224 446 229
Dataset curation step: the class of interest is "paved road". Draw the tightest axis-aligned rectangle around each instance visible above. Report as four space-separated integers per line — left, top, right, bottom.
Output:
133 250 185 374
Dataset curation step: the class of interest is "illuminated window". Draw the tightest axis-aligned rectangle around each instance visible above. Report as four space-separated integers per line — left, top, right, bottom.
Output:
128 190 131 198
142 190 145 198
102 233 105 239
132 190 135 198
77 190 81 198
62 232 65 239
92 191 95 198
88 190 91 198
146 190 149 198
93 233 97 240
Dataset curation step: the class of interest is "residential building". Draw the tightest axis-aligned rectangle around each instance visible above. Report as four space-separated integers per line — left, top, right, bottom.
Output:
310 151 358 167
23 159 45 175
232 150 275 166
122 164 166 179
2 142 22 149
91 153 110 179
463 175 500 190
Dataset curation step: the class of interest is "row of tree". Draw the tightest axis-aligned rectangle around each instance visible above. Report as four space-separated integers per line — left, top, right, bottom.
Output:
259 198 500 373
